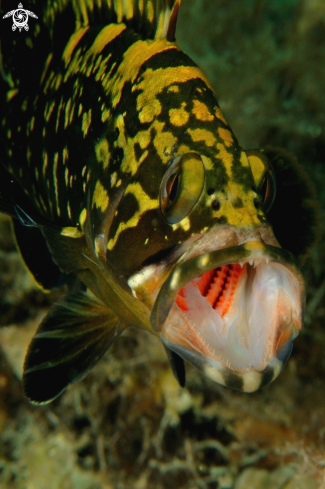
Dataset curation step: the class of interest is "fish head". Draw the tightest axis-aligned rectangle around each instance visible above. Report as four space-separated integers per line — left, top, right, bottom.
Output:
124 142 305 391
102 77 307 391
104 78 269 283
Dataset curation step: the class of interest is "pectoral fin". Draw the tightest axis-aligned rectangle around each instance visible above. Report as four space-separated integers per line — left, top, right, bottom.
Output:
23 291 123 404
12 218 70 290
164 345 186 387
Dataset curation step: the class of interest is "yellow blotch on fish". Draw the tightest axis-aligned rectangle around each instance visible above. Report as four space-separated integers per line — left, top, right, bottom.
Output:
187 128 216 147
92 180 109 212
171 216 191 232
218 127 234 148
82 109 92 137
111 39 174 107
215 106 228 125
95 138 110 169
64 98 72 129
79 208 87 228
101 107 111 123
217 183 261 226
169 102 190 127
63 146 69 165
6 89 19 102
153 121 177 164
62 27 89 66
216 142 233 175
135 65 213 113
138 98 162 124
168 85 180 93
192 99 214 122
240 151 250 168
110 172 117 187
107 183 158 250
90 25 126 55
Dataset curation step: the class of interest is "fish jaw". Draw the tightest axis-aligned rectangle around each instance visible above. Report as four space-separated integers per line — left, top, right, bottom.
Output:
150 236 305 392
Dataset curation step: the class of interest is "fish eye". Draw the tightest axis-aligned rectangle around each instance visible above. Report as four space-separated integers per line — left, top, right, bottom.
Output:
165 172 180 209
247 151 276 213
257 170 276 213
160 153 205 224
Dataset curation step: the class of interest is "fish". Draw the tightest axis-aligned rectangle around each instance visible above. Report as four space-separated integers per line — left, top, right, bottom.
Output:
0 0 319 404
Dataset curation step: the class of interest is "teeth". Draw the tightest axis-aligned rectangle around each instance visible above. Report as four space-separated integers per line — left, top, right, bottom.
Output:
238 255 271 270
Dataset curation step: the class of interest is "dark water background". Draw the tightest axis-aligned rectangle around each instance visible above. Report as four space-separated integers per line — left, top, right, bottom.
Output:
1 0 325 487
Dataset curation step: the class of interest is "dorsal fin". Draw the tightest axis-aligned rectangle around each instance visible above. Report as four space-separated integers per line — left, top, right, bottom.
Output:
0 0 181 93
45 0 182 41
117 0 182 41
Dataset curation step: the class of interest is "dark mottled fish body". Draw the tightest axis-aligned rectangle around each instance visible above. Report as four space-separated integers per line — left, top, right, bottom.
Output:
2 0 248 274
0 0 319 403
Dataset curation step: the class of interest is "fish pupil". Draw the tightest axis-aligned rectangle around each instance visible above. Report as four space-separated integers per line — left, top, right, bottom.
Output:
167 173 179 202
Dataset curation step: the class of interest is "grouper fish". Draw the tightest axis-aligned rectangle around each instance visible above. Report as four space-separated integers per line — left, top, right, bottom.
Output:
0 0 319 403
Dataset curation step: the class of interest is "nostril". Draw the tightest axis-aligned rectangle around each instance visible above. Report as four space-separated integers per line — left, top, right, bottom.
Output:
207 188 215 196
212 200 220 211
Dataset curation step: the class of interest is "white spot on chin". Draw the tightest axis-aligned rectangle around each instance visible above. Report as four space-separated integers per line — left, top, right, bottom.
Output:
242 371 262 392
203 364 225 386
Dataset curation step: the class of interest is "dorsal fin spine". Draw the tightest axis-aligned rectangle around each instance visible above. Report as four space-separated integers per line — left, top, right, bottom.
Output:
46 0 182 41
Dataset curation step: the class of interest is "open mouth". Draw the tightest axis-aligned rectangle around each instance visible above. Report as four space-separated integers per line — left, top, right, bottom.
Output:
151 241 305 391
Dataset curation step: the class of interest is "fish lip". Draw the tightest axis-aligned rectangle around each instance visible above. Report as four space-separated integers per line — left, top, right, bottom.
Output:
150 241 305 333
